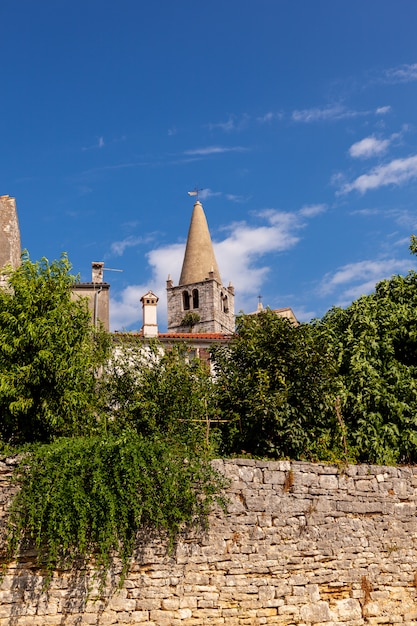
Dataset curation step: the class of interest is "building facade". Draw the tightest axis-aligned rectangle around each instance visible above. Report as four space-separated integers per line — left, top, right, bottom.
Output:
0 195 21 286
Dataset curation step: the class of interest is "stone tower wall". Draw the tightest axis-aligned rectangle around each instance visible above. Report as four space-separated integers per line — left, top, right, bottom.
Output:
167 279 235 333
1 458 417 624
0 195 21 272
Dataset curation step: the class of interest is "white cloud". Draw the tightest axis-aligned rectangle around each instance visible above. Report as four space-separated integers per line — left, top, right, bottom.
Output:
319 258 413 306
299 204 327 218
110 235 147 257
184 145 247 156
198 188 222 200
226 194 248 203
257 112 274 123
256 111 284 123
375 106 391 115
208 117 236 132
110 243 184 331
341 155 417 194
384 63 417 83
207 114 250 132
348 136 390 159
292 104 364 123
110 284 150 331
82 136 105 151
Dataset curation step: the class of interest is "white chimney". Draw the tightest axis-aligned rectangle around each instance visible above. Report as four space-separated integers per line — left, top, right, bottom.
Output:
140 291 159 338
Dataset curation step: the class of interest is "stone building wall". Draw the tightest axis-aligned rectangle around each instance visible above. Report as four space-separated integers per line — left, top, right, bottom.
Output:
1 458 417 625
167 279 235 334
0 196 21 283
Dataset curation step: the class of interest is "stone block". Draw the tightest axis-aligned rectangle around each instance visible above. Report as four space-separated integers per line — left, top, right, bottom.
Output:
300 600 331 622
333 597 362 620
319 475 339 490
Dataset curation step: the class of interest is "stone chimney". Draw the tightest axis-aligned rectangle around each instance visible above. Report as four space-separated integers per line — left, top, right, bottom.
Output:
141 291 159 338
92 262 104 283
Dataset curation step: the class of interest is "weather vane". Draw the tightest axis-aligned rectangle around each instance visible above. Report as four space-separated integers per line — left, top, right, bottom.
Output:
187 187 203 199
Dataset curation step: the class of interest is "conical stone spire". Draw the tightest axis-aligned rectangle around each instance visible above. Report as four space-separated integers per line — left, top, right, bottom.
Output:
179 201 222 285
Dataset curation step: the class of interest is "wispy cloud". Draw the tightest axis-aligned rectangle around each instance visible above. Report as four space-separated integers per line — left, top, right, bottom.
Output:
207 114 250 132
110 235 148 257
226 193 249 203
319 258 414 306
341 155 417 194
198 188 222 200
82 136 105 151
184 145 248 156
256 111 284 123
299 203 327 218
292 104 365 123
384 63 417 84
350 207 417 233
375 105 391 115
348 135 391 159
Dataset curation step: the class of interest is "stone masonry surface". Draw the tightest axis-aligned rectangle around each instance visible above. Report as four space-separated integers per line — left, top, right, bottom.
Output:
1 458 417 625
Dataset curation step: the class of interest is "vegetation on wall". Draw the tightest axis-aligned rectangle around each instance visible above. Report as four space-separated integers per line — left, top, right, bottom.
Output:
3 238 417 584
1 255 224 585
180 312 201 330
7 433 225 584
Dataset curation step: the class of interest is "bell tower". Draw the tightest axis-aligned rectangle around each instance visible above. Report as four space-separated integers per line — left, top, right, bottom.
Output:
167 199 235 334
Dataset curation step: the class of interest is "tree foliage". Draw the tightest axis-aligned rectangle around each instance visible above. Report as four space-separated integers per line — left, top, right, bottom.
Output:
0 253 109 445
101 339 217 449
209 240 417 464
210 310 340 459
319 268 417 464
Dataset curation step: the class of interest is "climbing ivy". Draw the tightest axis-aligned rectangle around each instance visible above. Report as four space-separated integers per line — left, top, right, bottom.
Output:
7 433 226 585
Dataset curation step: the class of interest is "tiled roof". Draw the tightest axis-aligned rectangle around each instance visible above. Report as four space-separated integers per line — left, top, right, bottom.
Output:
158 332 232 340
113 331 232 341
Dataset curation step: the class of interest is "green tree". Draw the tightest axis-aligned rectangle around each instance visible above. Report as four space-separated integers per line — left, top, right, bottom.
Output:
101 339 217 451
0 253 109 445
320 267 417 464
210 310 339 459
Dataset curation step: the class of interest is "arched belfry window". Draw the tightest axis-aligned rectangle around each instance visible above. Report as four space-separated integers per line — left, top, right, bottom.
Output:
182 291 190 311
223 295 229 313
192 289 199 309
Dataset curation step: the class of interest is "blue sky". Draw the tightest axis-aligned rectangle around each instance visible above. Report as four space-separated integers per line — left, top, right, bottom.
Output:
2 1 417 331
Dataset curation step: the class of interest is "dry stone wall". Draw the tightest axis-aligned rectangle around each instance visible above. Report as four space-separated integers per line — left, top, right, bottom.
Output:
1 458 417 625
